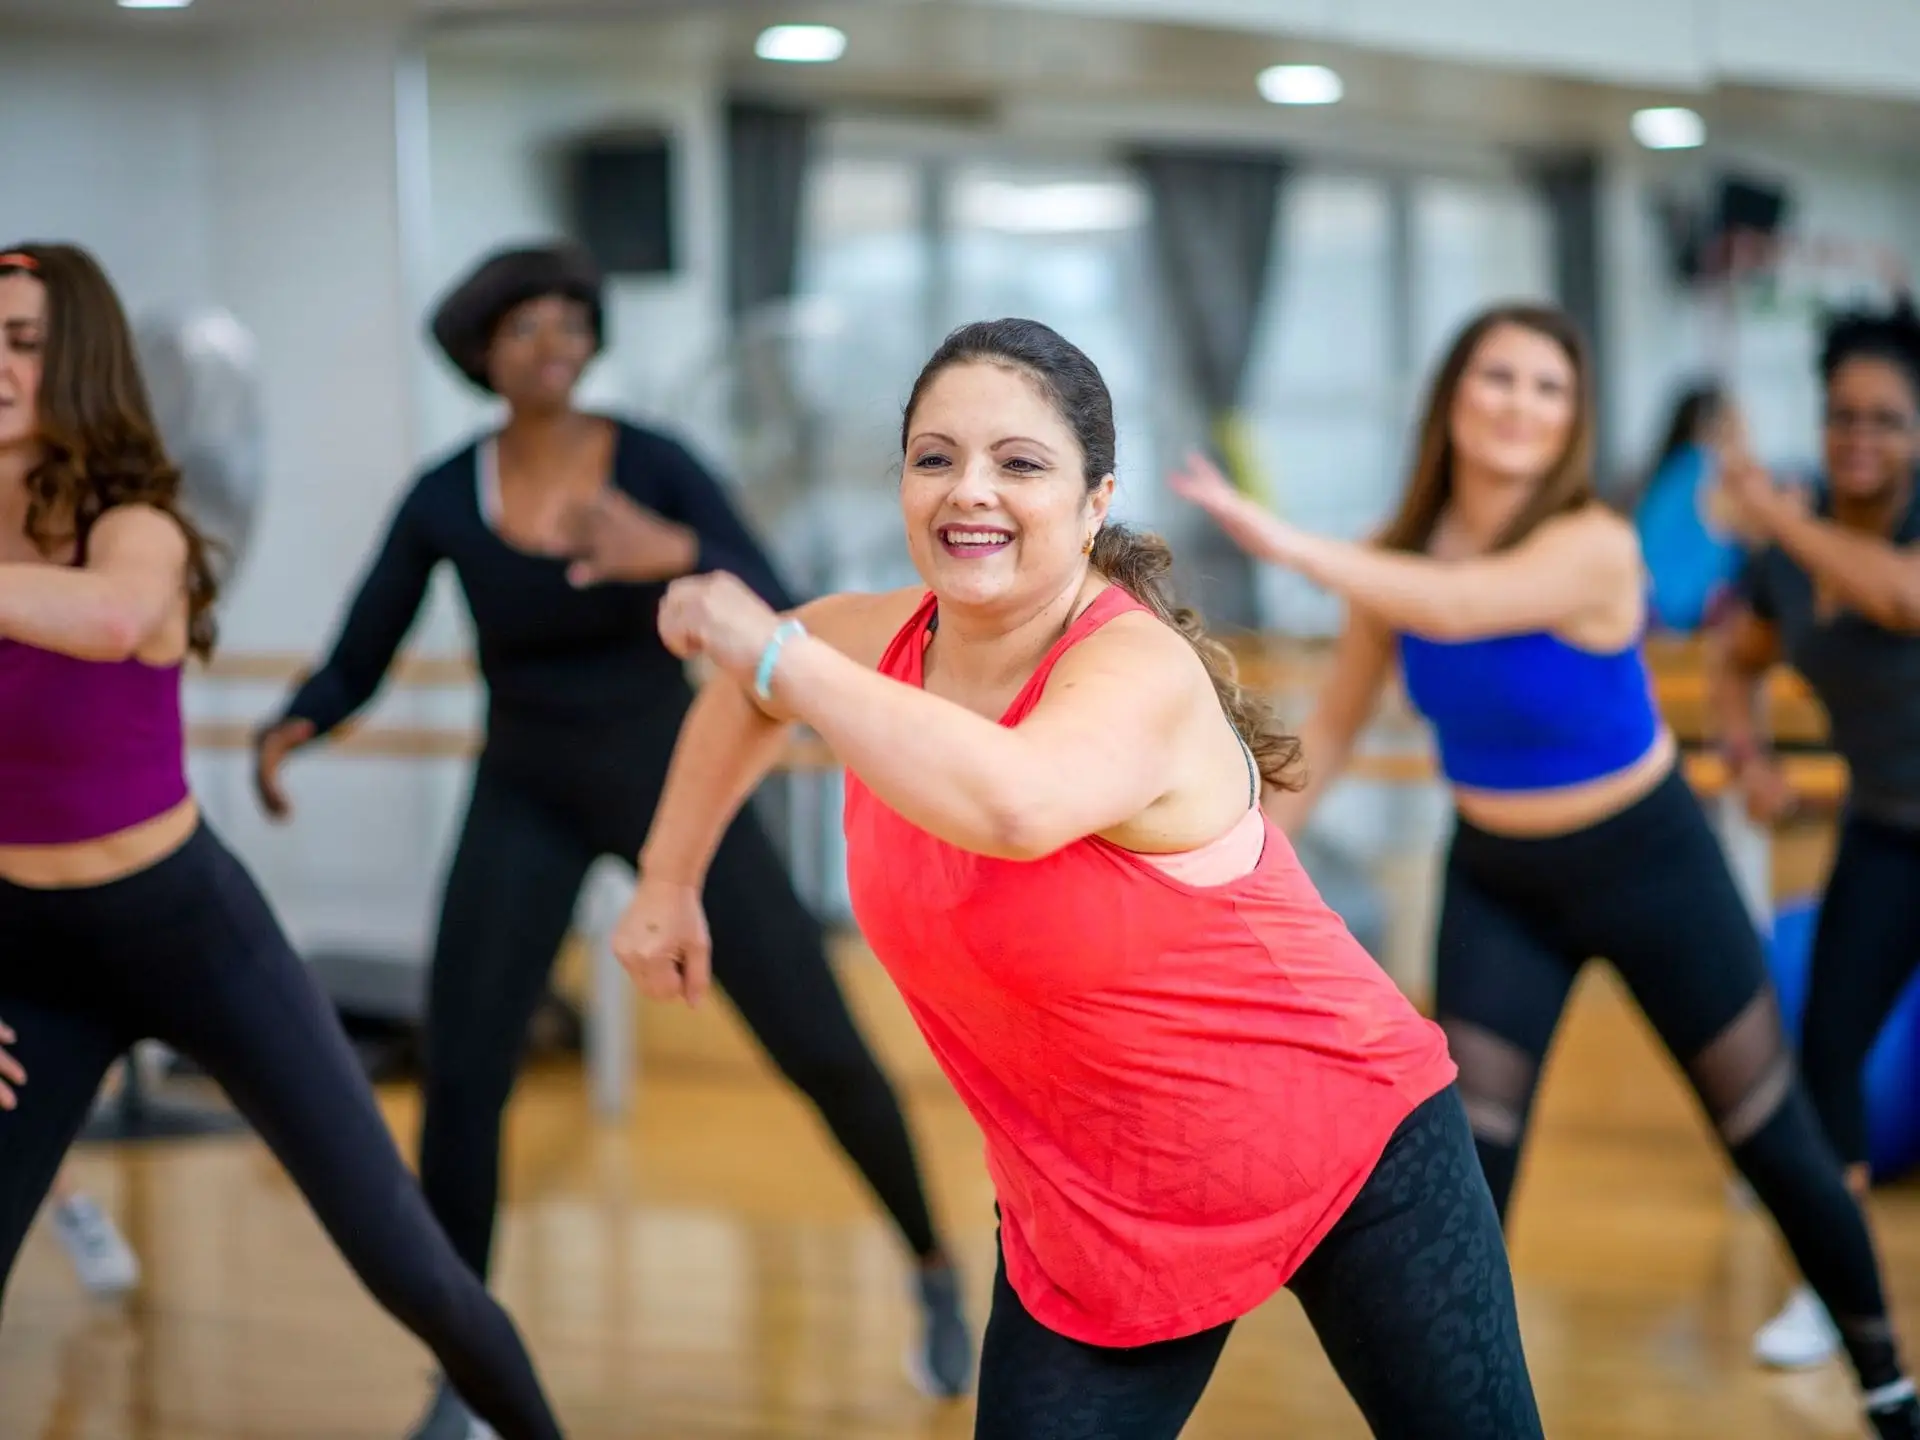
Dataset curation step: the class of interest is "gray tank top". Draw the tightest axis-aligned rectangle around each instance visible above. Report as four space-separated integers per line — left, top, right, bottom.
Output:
1734 482 1920 829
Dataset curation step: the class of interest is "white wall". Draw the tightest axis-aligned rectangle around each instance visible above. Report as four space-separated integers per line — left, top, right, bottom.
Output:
189 21 464 958
0 20 464 958
0 34 214 311
414 36 727 460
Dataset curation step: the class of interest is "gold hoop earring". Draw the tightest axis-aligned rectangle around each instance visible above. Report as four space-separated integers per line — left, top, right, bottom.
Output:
1083 534 1096 556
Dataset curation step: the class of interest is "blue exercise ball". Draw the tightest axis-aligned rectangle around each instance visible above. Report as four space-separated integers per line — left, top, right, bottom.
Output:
1768 899 1920 1182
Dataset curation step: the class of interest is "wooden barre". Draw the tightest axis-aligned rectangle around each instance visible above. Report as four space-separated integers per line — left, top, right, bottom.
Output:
186 720 843 771
195 637 1816 697
193 639 1824 727
192 652 474 686
184 721 1848 811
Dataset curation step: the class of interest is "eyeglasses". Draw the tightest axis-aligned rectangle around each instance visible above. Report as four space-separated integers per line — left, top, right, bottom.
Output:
1824 407 1916 437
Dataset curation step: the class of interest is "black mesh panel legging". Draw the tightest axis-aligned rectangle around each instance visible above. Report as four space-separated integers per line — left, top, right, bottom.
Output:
0 825 563 1440
1435 767 1917 1426
416 705 941 1281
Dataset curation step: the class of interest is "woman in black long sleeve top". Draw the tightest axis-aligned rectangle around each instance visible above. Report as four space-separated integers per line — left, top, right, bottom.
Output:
255 245 970 1439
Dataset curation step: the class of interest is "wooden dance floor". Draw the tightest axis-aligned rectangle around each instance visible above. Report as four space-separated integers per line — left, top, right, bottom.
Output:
6 954 1917 1439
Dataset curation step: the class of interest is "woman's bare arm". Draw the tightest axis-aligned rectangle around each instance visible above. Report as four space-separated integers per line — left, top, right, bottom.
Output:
0 506 185 662
1265 605 1396 834
636 587 921 888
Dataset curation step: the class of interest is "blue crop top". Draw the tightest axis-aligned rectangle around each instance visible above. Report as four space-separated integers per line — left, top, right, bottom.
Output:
1397 630 1661 792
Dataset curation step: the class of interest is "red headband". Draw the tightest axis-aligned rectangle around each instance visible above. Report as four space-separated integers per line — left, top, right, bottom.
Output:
0 252 38 271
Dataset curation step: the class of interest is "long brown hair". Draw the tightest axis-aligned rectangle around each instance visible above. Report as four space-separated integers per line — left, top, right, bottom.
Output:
903 317 1305 793
1 241 220 656
1377 303 1596 555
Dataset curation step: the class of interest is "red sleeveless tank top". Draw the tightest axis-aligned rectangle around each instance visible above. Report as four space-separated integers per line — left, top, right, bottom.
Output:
842 586 1457 1346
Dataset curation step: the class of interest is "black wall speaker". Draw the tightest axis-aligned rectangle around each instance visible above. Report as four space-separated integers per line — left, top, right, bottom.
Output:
567 131 677 277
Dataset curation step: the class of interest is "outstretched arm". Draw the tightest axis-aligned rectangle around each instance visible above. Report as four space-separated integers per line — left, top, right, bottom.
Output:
636 588 916 889
0 505 187 661
1171 455 1638 641
653 574 1200 863
1730 471 1920 631
772 629 1188 860
619 586 913 1007
1703 554 1799 824
276 485 439 738
1265 604 1396 835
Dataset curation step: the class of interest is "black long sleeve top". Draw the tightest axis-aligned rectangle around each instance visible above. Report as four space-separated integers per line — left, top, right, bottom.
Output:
279 420 798 739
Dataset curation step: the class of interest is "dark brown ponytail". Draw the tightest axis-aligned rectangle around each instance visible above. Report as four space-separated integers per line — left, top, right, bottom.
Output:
1089 522 1303 793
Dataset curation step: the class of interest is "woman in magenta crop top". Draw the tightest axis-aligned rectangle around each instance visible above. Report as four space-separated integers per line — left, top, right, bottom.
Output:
0 243 564 1439
1176 302 1920 1439
606 318 1543 1438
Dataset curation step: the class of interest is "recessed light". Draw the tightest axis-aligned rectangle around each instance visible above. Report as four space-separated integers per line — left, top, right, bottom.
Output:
1631 106 1706 151
118 0 194 8
754 24 847 64
954 180 1147 236
1257 64 1343 106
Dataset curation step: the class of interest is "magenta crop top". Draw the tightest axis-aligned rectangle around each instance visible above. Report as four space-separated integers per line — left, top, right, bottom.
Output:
0 636 190 845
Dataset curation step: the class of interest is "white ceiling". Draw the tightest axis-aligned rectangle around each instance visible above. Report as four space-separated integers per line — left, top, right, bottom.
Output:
10 0 1920 160
0 0 722 24
421 1 1920 162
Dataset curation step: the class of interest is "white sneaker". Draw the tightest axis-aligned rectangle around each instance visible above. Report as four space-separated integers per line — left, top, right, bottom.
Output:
1753 1285 1841 1369
404 1378 497 1440
52 1193 140 1297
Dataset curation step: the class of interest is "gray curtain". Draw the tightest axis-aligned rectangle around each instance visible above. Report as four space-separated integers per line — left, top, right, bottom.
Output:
1132 147 1291 629
724 99 817 872
724 99 813 320
1528 151 1613 489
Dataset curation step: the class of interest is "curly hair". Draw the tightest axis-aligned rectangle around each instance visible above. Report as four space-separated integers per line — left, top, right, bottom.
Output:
1 242 220 657
1820 295 1920 399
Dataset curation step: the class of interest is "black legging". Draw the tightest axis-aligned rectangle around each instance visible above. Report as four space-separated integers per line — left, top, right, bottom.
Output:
417 705 940 1281
973 1088 1544 1439
1436 766 1915 1420
1800 813 1920 1171
0 824 562 1440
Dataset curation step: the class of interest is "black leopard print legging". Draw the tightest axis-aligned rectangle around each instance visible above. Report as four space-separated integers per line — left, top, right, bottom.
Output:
972 1086 1544 1440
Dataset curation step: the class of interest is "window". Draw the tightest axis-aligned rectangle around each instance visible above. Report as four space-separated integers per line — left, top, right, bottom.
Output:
1412 176 1555 367
1241 173 1398 635
1239 170 1555 635
791 144 1159 595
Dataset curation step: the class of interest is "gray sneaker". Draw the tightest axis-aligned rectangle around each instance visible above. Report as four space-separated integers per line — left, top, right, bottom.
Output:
909 1264 974 1399
404 1378 496 1440
52 1193 140 1297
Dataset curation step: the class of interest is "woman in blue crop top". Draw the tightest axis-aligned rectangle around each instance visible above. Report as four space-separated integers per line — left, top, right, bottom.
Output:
1712 299 1920 1372
252 244 969 1436
1176 302 1920 1439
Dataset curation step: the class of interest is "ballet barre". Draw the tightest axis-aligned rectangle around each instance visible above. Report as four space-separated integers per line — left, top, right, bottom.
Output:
183 714 837 1123
187 639 1840 1123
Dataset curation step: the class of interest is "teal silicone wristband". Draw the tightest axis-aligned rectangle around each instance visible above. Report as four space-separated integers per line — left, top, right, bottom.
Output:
754 617 807 703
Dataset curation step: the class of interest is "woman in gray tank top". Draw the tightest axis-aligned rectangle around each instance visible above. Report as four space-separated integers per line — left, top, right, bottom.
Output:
1711 297 1920 1372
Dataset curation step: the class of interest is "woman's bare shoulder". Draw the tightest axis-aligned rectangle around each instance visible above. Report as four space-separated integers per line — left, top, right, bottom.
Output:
795 586 928 670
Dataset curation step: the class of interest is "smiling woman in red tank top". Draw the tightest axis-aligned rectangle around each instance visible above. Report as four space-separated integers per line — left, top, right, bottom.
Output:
612 318 1544 1439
